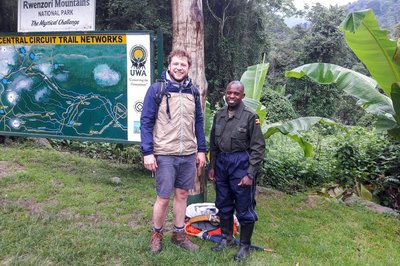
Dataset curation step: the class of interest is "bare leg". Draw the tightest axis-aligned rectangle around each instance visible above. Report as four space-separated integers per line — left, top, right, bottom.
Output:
153 196 170 228
172 188 188 227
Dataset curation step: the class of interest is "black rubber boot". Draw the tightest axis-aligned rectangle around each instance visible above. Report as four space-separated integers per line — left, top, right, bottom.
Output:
212 217 236 251
234 223 254 261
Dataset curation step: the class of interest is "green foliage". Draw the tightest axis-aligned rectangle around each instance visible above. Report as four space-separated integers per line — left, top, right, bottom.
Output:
371 139 400 208
241 63 269 101
260 133 333 192
335 95 367 125
285 7 400 205
50 139 144 167
356 113 379 128
268 4 364 124
333 132 364 186
266 25 307 87
340 9 400 97
287 9 400 140
96 0 172 32
261 88 298 123
237 61 340 158
302 4 350 65
331 127 400 206
263 117 336 157
204 0 279 106
286 63 398 135
240 63 269 125
288 79 341 119
260 125 400 201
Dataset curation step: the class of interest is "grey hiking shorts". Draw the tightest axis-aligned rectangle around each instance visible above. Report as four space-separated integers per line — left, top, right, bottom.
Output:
155 154 196 198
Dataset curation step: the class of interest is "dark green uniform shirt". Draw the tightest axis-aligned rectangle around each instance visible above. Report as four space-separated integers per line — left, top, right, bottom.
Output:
209 102 265 179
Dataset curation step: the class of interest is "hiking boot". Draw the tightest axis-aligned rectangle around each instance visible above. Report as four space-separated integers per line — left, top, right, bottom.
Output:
211 238 237 251
149 231 163 253
234 243 250 261
233 223 254 261
212 217 236 251
171 231 199 251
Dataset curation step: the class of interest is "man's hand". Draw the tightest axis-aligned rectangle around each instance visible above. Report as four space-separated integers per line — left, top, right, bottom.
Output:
238 175 253 187
208 168 215 182
196 152 206 169
143 154 157 172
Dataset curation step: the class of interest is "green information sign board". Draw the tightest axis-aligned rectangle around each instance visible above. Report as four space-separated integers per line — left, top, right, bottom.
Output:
0 32 155 143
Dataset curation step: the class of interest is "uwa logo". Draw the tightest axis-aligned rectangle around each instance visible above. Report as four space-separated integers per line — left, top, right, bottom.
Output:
129 45 147 77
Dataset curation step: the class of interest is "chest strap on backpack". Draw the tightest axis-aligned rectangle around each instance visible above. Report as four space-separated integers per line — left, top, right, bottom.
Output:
165 93 171 119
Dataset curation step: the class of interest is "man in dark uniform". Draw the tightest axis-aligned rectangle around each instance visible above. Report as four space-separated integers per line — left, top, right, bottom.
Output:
208 80 265 261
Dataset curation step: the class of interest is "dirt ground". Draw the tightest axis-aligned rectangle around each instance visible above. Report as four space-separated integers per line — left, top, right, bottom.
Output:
0 161 26 178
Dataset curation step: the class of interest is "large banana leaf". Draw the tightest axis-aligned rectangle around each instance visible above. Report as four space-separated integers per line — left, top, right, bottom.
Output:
240 63 269 101
241 63 333 157
239 63 269 123
243 97 267 125
285 63 397 131
262 117 335 157
339 9 400 96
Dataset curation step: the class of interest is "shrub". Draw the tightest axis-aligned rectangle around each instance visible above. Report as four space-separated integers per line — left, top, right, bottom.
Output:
332 127 388 186
259 133 333 193
259 125 400 208
335 95 366 125
261 88 298 123
50 139 144 167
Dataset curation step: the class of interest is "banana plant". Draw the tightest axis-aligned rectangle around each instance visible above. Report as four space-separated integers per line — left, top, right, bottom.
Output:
239 63 335 157
241 63 269 125
205 62 336 157
285 9 400 141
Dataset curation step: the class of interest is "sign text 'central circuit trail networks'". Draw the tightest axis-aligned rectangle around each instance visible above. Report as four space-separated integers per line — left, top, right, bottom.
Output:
0 35 126 45
0 35 129 140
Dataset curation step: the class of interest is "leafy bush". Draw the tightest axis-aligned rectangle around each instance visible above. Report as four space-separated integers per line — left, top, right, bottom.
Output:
287 79 342 119
335 95 366 125
259 133 333 193
261 88 298 123
332 127 388 186
356 113 378 128
49 139 144 167
362 138 400 209
330 127 400 208
259 125 400 208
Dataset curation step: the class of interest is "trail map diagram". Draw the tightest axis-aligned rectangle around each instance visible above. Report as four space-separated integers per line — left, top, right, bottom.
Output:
0 43 128 141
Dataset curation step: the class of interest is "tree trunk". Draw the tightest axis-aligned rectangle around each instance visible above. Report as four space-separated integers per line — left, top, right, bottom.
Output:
171 0 208 203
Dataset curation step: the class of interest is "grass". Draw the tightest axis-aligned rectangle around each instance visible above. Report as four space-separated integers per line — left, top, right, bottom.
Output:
1 143 400 265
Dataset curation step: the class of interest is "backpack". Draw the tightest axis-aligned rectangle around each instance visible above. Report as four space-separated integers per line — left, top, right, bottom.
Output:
184 203 238 239
185 203 274 253
154 79 200 119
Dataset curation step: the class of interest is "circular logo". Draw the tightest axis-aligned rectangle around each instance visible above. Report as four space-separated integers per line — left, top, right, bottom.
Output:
130 45 147 68
134 101 143 113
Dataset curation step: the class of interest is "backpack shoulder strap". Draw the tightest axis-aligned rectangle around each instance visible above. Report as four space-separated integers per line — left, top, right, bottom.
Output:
154 79 172 119
155 79 167 106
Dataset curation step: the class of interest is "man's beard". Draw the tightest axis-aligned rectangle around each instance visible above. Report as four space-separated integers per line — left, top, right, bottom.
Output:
168 70 187 83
